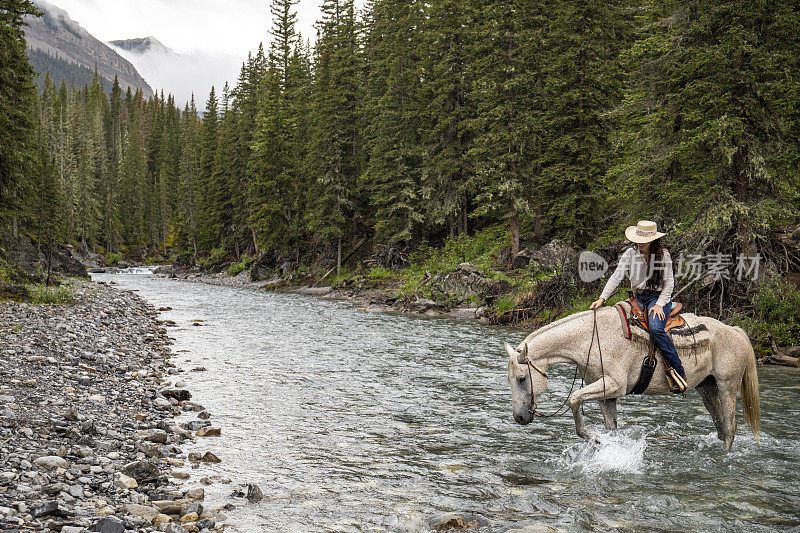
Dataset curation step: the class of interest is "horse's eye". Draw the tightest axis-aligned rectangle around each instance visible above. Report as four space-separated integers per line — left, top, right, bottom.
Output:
518 376 526 384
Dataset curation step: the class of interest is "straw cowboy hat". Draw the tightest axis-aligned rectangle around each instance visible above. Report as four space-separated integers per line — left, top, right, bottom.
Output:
625 220 666 244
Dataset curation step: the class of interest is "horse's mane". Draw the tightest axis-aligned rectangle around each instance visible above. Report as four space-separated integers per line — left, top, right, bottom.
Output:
521 309 600 344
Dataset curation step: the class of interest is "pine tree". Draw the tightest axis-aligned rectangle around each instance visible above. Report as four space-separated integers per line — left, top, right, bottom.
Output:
197 87 219 249
306 0 362 268
466 0 545 256
360 0 425 244
612 0 800 250
0 0 41 232
538 0 631 245
421 0 473 238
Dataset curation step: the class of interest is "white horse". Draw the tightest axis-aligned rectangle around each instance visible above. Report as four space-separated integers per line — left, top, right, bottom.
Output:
505 307 760 451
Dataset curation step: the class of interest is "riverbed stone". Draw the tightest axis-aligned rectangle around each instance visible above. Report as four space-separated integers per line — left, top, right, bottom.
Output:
34 456 69 471
246 484 263 502
93 516 125 533
195 427 220 437
124 503 158 520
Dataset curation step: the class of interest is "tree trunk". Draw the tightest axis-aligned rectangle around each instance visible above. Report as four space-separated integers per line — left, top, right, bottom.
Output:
510 212 520 258
336 236 342 273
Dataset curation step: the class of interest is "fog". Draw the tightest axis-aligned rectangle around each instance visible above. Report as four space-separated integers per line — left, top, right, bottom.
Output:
109 44 242 110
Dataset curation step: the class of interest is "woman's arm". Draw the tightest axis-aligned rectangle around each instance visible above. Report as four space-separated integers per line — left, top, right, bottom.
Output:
598 247 632 302
655 248 674 308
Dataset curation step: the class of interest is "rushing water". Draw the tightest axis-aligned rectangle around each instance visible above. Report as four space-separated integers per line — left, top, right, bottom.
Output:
92 270 800 532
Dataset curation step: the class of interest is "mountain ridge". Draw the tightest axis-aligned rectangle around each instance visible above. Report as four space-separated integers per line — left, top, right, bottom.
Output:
24 0 153 96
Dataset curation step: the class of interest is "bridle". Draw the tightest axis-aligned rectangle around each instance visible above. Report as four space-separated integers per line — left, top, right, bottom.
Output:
519 308 605 418
524 359 548 414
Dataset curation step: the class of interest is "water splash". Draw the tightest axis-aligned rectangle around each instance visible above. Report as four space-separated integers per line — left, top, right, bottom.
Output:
559 429 648 475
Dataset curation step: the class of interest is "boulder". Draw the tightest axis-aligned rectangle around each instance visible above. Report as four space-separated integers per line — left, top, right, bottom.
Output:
529 239 578 272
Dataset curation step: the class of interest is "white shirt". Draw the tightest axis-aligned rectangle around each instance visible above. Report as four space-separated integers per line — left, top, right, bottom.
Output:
599 247 674 307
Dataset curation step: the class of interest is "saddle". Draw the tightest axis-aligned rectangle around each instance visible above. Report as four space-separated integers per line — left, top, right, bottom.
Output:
625 297 685 334
614 297 689 395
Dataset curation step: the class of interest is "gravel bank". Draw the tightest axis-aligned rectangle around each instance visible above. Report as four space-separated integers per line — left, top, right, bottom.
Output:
0 280 225 532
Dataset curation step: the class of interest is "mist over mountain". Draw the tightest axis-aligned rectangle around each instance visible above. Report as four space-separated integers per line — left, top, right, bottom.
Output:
24 0 153 96
109 36 175 56
108 38 241 109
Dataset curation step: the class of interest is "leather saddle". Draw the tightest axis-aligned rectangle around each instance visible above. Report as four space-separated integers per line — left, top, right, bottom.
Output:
625 297 685 334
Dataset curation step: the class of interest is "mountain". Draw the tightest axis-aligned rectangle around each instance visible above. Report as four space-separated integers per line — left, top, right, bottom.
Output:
109 37 176 57
24 0 153 96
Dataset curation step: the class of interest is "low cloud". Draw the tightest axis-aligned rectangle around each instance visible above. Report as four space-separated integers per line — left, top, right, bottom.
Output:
110 44 242 110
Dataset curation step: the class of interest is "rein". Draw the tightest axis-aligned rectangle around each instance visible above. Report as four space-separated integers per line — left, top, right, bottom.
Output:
525 308 605 418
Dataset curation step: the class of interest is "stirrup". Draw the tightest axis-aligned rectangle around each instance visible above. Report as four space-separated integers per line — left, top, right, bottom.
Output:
666 368 687 394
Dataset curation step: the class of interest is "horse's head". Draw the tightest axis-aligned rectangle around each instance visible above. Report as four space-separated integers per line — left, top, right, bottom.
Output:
505 342 548 425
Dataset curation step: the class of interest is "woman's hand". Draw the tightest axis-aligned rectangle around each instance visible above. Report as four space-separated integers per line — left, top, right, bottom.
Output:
589 298 605 310
649 304 665 320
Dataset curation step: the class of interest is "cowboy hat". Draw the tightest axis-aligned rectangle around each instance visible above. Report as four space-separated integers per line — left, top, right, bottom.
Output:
625 220 666 244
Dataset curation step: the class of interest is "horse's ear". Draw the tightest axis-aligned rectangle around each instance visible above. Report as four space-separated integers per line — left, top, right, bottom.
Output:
517 343 528 364
504 342 517 359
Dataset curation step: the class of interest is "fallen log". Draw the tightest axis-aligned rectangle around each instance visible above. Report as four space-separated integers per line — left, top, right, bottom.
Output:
763 335 800 367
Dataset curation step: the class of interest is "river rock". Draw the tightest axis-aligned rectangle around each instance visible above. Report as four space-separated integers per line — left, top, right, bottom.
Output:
200 452 221 464
146 429 169 443
184 488 205 501
161 389 192 402
153 513 171 526
121 460 160 482
124 503 159 521
428 512 481 531
195 427 220 437
31 500 60 518
153 499 191 514
92 516 125 533
34 456 69 470
246 483 264 502
181 503 203 516
113 473 138 490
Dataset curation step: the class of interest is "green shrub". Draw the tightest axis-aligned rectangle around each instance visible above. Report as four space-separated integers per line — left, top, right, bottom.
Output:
29 283 73 304
227 254 252 276
735 277 800 352
105 252 122 266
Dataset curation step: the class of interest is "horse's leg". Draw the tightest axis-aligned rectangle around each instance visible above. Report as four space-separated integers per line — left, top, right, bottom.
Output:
716 379 739 452
598 398 618 430
696 375 724 441
570 379 623 440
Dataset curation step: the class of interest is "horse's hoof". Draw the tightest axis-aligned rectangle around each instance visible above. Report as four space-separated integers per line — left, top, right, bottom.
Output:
590 435 601 445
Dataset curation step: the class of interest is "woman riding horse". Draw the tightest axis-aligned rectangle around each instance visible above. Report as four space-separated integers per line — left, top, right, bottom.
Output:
589 220 687 393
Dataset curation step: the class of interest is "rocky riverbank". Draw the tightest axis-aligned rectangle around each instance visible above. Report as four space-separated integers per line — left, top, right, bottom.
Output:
0 280 226 532
151 263 509 322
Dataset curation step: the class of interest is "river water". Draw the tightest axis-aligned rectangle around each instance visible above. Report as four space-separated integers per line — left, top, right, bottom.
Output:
92 271 800 532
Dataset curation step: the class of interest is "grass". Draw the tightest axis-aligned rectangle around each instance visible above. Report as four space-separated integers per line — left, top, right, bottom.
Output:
29 283 73 304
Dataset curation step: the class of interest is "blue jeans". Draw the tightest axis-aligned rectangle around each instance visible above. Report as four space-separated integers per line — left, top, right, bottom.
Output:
636 290 685 378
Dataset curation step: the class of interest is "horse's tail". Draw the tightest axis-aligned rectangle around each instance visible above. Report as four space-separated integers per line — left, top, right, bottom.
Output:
734 326 760 442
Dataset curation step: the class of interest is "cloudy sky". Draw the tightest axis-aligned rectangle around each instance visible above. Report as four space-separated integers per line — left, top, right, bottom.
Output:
50 0 337 107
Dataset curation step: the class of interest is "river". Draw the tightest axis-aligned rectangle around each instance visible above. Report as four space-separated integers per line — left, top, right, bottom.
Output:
92 270 800 532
